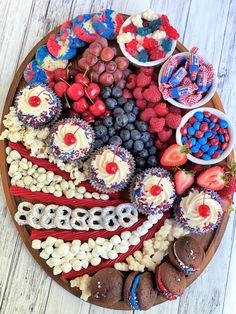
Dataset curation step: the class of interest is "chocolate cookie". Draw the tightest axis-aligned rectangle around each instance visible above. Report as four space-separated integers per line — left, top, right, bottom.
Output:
90 268 124 305
169 236 205 275
124 271 157 310
156 262 186 300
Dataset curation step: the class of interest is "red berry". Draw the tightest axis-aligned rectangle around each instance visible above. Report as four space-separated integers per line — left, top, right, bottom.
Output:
147 102 156 108
140 108 156 122
155 138 168 150
122 89 133 99
165 113 182 129
63 132 76 146
150 117 165 132
54 68 69 82
194 151 203 158
28 96 41 107
154 102 169 117
195 130 204 138
105 162 119 174
150 185 163 196
169 106 182 115
72 97 88 113
200 122 209 132
133 87 144 99
139 67 154 77
126 74 137 90
67 83 84 101
89 99 106 116
189 117 197 124
74 73 90 86
81 110 94 123
54 81 68 97
198 204 211 217
136 72 152 88
86 83 100 100
136 99 147 110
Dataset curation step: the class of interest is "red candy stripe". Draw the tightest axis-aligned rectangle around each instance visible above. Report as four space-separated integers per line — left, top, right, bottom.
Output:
10 186 126 208
30 216 146 242
61 212 169 279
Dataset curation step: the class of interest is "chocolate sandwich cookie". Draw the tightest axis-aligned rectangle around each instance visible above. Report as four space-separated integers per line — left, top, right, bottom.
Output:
90 268 124 305
124 271 157 310
169 236 205 275
156 262 186 300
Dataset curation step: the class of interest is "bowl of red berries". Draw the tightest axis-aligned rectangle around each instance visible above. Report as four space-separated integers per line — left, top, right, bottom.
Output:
176 107 235 165
117 9 178 67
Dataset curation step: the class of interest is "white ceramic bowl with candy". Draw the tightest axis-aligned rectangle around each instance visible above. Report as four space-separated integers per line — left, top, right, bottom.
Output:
118 14 177 67
176 107 235 165
158 51 217 109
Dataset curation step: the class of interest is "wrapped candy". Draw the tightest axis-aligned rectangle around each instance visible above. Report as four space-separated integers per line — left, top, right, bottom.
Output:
168 67 188 87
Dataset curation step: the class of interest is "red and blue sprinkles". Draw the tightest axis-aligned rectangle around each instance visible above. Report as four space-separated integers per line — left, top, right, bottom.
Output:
173 242 199 275
128 273 142 310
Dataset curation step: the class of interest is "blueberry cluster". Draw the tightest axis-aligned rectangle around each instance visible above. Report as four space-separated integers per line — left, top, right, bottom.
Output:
94 86 159 169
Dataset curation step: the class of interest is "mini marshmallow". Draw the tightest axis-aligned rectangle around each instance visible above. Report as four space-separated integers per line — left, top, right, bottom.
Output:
44 246 54 255
61 262 72 273
110 235 121 245
100 194 109 200
45 236 57 246
136 226 148 236
77 186 86 194
95 237 106 245
121 231 131 241
81 260 89 269
46 258 54 268
56 243 70 256
84 192 92 199
129 235 140 246
53 265 62 275
88 238 96 249
107 250 118 260
80 242 90 252
90 257 101 266
76 251 86 260
70 244 80 255
72 260 82 271
32 239 42 250
92 192 100 200
39 250 50 260
51 257 62 266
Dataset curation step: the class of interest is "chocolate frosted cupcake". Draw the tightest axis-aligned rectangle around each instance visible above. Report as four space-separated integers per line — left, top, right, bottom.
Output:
130 167 176 215
49 118 94 162
169 236 205 275
88 145 135 193
175 188 224 234
15 84 61 128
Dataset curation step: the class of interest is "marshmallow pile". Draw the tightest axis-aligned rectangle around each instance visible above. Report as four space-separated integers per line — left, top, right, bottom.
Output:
6 147 109 200
115 219 189 272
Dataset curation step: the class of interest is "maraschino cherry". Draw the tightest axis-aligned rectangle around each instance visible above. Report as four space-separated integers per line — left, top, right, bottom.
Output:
150 185 163 196
28 96 41 107
63 133 76 146
105 162 119 174
198 204 211 217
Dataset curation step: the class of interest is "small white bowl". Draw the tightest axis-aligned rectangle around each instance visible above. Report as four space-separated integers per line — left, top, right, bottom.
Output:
118 16 177 67
176 107 235 165
158 52 217 109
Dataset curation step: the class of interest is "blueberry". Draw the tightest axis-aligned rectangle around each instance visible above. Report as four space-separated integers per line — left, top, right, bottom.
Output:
133 140 144 152
135 157 146 168
102 135 109 144
120 129 130 141
124 139 134 150
148 146 157 155
189 138 196 145
135 121 148 132
124 102 134 113
182 136 188 144
108 127 116 137
126 123 135 130
145 139 154 148
202 154 211 160
113 107 125 117
131 129 141 140
132 107 139 116
201 144 209 152
140 131 150 142
116 114 129 127
147 155 158 167
191 146 199 153
127 112 136 122
94 125 107 138
94 139 103 148
105 98 117 109
194 111 204 121
204 131 212 138
209 122 215 129
117 97 127 105
139 149 149 158
114 122 122 130
219 119 228 128
219 134 225 143
95 120 102 126
198 137 207 145
111 86 122 98
103 116 113 127
101 87 111 99
188 126 195 135
109 135 122 146
193 121 201 130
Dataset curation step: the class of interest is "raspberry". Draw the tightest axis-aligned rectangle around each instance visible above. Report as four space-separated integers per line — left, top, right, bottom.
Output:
147 102 156 108
150 117 165 132
133 87 144 99
122 22 138 33
158 127 173 142
136 72 152 88
168 105 182 115
122 88 133 99
155 138 168 150
136 99 147 110
152 73 158 81
140 108 156 122
139 67 154 77
126 74 137 89
126 39 138 56
154 102 169 117
143 85 162 102
150 48 166 61
165 113 182 129
143 37 158 51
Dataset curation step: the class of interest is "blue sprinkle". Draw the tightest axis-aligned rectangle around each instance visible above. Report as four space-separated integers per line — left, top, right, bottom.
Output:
204 131 212 138
198 137 207 145
194 111 204 121
219 119 228 128
190 138 196 145
204 117 211 123
219 134 225 143
182 136 188 143
201 144 209 152
202 154 211 160
209 122 215 129
193 122 201 130
188 127 195 135
192 146 199 153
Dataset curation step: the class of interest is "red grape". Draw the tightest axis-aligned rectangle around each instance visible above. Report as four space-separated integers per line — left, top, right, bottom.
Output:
105 61 117 73
111 47 117 57
100 47 114 62
99 72 114 86
89 42 102 56
78 58 89 71
86 53 98 66
92 60 105 74
96 37 108 48
115 57 129 70
113 69 123 81
116 79 126 89
90 71 100 83
123 68 132 79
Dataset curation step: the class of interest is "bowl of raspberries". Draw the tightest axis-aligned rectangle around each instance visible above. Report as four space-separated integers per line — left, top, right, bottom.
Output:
117 9 179 67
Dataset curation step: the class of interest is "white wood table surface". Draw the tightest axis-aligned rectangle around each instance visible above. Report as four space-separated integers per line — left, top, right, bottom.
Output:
0 0 235 313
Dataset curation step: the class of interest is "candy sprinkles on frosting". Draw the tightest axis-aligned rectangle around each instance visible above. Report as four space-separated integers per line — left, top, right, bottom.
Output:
173 241 198 275
157 268 178 300
128 274 142 310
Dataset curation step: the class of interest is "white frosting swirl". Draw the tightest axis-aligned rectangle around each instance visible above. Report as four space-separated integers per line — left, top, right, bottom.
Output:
92 149 130 187
180 190 222 228
17 85 54 116
53 123 91 153
140 174 175 207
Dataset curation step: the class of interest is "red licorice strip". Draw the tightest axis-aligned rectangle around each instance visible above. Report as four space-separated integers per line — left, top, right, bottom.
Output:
30 216 147 241
61 212 169 279
10 186 127 208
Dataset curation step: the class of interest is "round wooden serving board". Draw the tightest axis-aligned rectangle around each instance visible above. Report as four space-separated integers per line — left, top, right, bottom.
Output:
0 14 233 311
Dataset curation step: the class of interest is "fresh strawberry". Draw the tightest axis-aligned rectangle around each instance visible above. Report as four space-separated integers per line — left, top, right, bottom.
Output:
149 117 165 132
160 144 189 167
154 102 169 117
185 162 204 174
165 113 182 129
220 195 234 213
136 72 152 87
196 166 226 191
218 175 236 197
158 127 172 142
143 85 162 102
174 169 195 194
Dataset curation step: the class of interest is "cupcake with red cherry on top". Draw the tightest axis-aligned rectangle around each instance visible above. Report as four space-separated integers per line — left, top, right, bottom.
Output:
175 187 224 234
15 84 61 129
49 118 94 162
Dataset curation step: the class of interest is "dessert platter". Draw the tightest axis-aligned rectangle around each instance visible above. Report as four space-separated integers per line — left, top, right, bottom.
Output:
1 9 235 311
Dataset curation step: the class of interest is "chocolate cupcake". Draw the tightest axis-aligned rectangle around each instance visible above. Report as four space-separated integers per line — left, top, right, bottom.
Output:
169 236 205 275
124 271 157 310
90 268 124 305
156 262 186 300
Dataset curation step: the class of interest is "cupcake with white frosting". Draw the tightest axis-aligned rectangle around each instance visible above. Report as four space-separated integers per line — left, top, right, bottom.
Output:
88 145 135 193
175 188 224 234
130 168 176 216
15 84 61 128
49 118 94 162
